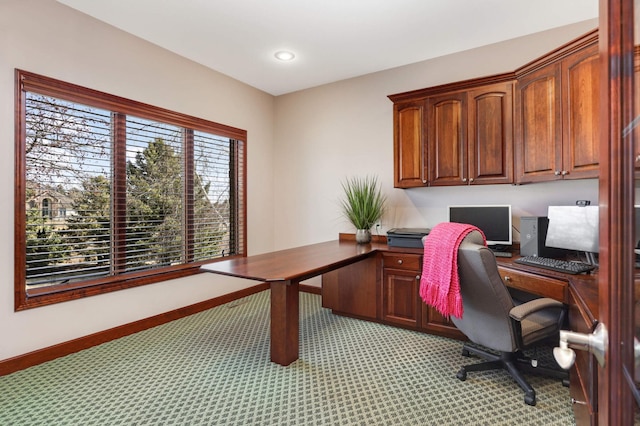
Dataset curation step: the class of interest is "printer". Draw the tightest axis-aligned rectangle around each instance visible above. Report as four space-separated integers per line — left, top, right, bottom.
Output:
387 228 430 248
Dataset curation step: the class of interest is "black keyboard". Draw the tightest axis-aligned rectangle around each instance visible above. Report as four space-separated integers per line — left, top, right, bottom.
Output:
515 256 596 275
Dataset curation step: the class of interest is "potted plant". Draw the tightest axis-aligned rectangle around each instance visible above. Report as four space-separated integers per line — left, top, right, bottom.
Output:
340 175 386 244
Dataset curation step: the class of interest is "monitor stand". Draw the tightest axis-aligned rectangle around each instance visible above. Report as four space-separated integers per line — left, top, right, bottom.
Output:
489 245 513 258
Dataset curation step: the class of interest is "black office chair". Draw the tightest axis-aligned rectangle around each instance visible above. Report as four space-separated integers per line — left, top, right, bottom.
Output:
449 230 568 406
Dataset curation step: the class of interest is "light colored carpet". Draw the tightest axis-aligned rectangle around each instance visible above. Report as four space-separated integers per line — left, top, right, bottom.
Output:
0 291 575 425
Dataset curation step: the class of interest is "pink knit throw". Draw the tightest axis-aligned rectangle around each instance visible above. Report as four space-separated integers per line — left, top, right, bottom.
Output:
419 222 486 319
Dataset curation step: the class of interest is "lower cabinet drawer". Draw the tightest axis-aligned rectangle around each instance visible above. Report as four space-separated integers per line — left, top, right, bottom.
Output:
497 266 568 303
382 253 422 271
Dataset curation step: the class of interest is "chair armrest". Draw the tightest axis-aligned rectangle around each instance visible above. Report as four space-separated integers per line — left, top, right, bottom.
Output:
509 298 564 322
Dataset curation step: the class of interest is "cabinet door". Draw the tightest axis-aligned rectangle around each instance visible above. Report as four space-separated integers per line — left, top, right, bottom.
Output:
427 92 468 186
421 303 466 340
561 43 600 179
514 63 563 183
394 100 427 188
382 267 420 328
468 82 514 184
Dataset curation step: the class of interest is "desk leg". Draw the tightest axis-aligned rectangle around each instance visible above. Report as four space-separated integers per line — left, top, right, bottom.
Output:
270 279 299 366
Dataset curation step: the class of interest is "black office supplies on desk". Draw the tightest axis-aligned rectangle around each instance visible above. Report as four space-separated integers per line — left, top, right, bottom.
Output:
515 256 595 275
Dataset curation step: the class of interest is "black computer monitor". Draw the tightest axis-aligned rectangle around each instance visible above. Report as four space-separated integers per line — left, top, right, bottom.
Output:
448 205 512 248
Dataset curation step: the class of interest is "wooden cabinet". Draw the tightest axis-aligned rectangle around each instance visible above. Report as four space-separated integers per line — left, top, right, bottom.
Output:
514 62 562 183
393 100 427 188
381 253 422 328
421 303 466 340
467 82 514 185
426 82 514 186
515 39 599 183
427 91 467 186
561 43 600 180
322 255 379 320
389 29 599 188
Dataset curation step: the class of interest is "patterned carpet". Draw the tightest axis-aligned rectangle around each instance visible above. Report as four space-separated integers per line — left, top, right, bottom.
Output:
0 291 575 425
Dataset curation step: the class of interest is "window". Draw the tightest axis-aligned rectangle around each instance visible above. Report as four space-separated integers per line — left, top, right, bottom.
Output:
15 70 246 309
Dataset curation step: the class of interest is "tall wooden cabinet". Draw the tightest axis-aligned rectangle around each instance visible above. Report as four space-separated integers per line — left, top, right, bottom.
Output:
514 36 599 183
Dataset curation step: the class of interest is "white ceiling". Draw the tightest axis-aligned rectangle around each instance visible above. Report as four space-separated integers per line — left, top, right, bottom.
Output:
57 0 598 96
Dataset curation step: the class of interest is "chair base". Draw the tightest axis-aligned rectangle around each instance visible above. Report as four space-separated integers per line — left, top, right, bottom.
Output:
455 343 569 406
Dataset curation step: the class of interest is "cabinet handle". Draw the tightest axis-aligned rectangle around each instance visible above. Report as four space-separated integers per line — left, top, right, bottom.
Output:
636 155 640 163
571 398 587 406
422 179 427 184
554 171 561 176
469 178 474 183
503 275 511 282
415 275 421 280
397 259 403 265
561 170 569 176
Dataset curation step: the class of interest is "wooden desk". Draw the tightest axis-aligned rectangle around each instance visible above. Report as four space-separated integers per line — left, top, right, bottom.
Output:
201 240 386 366
202 239 599 369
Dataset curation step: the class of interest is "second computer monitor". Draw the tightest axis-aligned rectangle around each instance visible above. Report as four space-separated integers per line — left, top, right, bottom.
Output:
448 205 512 247
545 206 599 253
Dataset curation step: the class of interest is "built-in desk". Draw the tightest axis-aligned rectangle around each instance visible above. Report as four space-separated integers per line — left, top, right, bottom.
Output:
202 240 600 422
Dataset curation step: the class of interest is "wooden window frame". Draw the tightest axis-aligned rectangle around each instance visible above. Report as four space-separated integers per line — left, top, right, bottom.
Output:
14 70 247 310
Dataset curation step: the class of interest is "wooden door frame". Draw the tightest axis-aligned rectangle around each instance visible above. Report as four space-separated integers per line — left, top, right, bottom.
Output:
598 0 636 424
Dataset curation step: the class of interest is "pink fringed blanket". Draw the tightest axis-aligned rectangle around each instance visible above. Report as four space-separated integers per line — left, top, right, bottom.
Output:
419 222 485 319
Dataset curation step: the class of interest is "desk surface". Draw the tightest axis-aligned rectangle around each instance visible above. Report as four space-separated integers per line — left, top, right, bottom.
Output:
201 240 387 282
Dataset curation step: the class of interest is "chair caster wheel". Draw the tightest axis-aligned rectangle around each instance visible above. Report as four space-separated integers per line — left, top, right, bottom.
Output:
524 393 536 406
461 349 470 357
456 368 467 381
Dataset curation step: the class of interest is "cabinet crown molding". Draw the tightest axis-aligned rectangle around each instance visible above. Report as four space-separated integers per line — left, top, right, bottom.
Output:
388 29 598 103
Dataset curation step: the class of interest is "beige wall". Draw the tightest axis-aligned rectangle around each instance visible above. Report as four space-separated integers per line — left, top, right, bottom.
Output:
0 0 603 362
0 0 276 361
273 19 600 250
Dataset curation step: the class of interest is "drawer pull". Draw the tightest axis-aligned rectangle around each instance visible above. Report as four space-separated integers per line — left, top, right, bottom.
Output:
503 275 511 282
397 259 403 265
415 275 421 280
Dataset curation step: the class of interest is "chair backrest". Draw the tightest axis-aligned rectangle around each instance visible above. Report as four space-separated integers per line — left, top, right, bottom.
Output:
450 230 518 353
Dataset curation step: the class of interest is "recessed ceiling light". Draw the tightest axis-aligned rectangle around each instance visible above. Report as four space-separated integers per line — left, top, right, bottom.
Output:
274 51 295 61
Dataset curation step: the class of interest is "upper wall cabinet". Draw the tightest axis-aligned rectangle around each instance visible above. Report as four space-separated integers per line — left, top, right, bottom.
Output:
466 82 514 185
427 82 513 186
393 100 427 188
389 29 598 188
515 37 600 183
427 91 468 185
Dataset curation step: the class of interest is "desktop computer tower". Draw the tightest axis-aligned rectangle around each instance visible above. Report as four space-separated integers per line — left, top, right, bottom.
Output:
520 216 565 257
